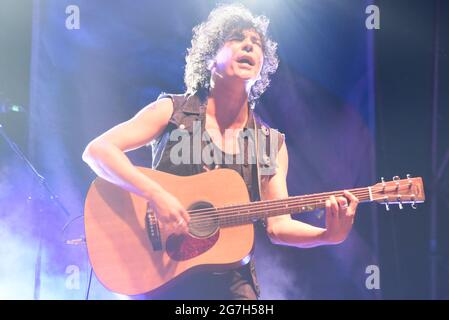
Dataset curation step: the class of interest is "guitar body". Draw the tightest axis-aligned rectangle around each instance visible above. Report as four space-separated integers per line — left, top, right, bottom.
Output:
85 165 425 296
84 167 254 296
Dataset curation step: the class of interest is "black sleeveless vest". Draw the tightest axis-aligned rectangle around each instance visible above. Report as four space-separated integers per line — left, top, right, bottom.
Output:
150 92 284 297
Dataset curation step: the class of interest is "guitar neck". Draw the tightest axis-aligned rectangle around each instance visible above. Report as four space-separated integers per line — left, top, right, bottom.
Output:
216 186 372 228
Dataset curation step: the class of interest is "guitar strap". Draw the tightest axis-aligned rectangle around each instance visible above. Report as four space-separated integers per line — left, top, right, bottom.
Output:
252 109 263 204
247 108 279 297
251 109 278 226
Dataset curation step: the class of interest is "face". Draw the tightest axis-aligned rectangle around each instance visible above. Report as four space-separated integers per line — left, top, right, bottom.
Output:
213 29 264 84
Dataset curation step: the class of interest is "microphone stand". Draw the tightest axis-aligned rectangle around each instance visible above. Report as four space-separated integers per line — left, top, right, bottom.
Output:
0 122 71 299
0 124 70 216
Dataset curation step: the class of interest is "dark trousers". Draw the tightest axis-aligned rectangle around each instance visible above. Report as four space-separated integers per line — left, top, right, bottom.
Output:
133 265 258 300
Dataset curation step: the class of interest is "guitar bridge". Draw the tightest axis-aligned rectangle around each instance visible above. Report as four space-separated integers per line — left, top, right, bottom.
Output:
145 204 162 251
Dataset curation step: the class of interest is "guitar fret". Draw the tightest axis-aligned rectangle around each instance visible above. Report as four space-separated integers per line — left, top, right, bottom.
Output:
217 188 373 228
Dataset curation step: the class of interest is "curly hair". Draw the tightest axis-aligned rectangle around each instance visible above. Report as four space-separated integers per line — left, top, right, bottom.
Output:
184 3 279 107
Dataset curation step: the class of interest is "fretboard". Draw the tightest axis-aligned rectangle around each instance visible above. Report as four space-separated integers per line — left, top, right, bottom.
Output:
213 187 372 227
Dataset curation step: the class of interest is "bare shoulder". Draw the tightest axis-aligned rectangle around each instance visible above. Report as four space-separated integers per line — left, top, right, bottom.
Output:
134 97 174 122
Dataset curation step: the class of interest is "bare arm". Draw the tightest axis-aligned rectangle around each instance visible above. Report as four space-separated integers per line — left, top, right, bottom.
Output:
263 142 359 248
82 98 190 232
82 98 172 198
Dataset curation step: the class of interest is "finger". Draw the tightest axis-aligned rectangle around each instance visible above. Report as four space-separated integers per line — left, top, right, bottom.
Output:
336 196 349 218
344 190 359 213
176 217 185 228
173 219 186 235
325 199 333 217
344 190 358 202
181 219 190 234
181 209 191 224
330 196 339 217
176 214 190 234
178 210 190 234
337 196 348 209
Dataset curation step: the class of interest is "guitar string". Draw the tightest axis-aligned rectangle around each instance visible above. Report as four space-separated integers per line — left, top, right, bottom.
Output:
187 193 419 232
184 183 415 218
185 186 413 227
186 185 411 222
186 195 372 229
187 191 372 228
185 186 419 228
186 187 369 219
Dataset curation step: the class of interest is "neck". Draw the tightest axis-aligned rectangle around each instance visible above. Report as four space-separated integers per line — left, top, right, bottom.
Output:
207 74 250 131
189 186 373 229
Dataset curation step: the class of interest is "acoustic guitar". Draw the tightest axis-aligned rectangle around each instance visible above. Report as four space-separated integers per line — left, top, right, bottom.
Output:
84 167 425 295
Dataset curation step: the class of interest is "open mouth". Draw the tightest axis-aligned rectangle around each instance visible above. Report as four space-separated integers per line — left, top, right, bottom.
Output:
237 56 255 67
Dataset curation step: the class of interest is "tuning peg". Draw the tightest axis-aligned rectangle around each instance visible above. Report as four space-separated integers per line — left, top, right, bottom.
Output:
381 177 386 192
383 196 390 211
393 176 400 190
397 195 403 210
407 174 413 188
411 195 417 209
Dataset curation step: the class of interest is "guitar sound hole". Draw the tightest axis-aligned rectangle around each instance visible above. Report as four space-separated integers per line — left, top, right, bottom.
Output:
188 201 219 238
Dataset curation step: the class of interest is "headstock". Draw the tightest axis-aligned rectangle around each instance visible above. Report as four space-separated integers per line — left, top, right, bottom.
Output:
371 174 425 210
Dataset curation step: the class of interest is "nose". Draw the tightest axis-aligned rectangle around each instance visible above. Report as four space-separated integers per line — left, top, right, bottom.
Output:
242 39 253 52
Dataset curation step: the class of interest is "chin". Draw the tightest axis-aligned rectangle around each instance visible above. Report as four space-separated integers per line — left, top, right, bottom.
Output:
236 71 258 81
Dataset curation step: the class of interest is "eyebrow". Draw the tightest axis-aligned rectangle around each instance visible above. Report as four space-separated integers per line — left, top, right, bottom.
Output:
233 31 262 42
226 30 264 47
251 35 262 43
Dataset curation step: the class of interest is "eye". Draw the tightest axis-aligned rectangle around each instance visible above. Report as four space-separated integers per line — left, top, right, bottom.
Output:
250 36 262 47
229 34 245 42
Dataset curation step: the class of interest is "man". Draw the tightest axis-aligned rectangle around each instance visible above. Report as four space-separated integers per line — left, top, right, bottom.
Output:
82 3 359 300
